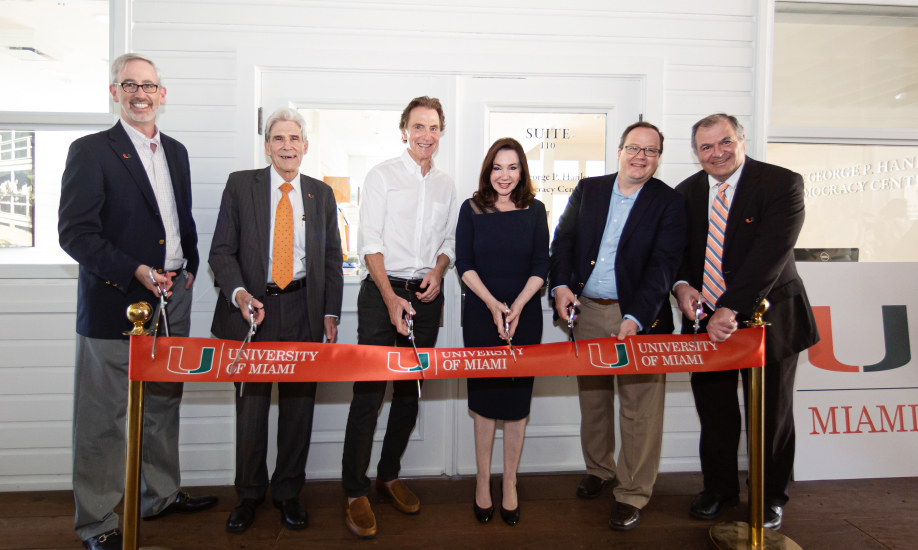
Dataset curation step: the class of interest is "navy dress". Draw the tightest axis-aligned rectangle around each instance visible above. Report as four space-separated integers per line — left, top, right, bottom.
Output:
455 198 550 420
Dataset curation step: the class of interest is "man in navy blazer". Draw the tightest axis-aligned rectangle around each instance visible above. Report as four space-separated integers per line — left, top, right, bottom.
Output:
549 121 686 531
58 53 215 550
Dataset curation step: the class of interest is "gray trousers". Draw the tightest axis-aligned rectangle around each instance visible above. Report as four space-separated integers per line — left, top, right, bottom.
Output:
233 285 316 501
574 299 666 509
72 272 192 541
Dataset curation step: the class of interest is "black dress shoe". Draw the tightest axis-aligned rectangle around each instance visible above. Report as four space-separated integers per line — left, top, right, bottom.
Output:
764 505 784 530
83 529 122 550
473 482 494 524
608 501 641 531
689 491 740 520
226 497 263 533
274 498 309 530
499 503 520 526
576 474 613 499
143 490 218 520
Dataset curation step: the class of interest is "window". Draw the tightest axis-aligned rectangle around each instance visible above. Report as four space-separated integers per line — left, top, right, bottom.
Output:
488 113 607 237
296 108 405 275
0 0 114 259
770 2 918 262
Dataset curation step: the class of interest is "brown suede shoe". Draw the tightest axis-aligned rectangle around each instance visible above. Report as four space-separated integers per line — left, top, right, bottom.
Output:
376 478 421 514
344 497 377 539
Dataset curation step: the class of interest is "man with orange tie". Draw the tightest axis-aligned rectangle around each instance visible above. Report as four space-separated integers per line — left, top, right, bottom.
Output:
209 108 343 533
673 114 818 531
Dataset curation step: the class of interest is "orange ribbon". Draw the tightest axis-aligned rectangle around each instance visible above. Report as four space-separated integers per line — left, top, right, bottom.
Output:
129 328 765 383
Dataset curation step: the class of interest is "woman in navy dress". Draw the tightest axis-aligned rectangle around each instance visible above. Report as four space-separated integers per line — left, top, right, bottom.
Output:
455 137 549 526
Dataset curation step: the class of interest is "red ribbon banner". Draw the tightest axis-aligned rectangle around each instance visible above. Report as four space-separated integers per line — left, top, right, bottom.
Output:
128 328 765 383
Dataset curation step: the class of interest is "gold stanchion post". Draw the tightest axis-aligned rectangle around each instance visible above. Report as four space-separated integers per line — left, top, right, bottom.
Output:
122 303 171 550
709 300 802 550
123 378 144 550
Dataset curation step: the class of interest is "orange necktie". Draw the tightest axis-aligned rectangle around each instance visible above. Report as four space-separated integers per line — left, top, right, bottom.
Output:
701 182 730 308
271 182 294 289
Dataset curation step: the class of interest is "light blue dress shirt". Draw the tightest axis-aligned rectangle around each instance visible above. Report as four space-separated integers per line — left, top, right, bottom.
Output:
582 177 643 330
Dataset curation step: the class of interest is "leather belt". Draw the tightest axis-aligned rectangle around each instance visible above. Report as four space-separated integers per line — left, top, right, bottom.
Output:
386 276 425 294
583 296 619 306
367 275 425 294
266 278 306 296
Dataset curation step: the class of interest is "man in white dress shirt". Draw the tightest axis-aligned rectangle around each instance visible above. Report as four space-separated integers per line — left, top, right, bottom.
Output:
342 96 458 539
209 108 343 534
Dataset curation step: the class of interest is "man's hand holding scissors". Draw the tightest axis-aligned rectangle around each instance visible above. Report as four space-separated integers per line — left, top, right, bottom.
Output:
234 289 265 325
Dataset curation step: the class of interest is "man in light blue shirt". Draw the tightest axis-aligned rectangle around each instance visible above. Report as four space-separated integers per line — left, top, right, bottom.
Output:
549 121 687 531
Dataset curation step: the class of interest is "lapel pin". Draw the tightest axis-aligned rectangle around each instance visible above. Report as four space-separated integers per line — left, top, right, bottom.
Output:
308 193 313 198
123 153 131 159
746 217 754 223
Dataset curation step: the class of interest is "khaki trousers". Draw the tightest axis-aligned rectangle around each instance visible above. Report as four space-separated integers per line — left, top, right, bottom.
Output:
574 299 665 509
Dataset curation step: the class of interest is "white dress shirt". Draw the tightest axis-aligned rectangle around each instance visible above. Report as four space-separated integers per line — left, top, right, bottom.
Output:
357 150 458 280
121 120 184 271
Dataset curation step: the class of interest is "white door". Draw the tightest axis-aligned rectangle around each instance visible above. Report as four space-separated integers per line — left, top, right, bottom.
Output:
259 71 460 480
258 70 647 480
454 75 643 475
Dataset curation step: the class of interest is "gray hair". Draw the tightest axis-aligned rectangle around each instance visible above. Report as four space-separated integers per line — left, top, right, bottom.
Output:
690 113 745 152
264 108 308 142
110 53 163 86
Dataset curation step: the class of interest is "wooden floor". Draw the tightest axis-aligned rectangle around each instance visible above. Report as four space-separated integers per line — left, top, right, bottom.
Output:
2 472 916 549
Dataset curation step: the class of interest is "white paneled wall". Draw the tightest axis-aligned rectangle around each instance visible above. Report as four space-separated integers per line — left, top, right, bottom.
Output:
0 0 755 491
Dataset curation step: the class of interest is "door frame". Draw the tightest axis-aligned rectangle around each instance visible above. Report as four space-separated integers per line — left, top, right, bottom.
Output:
235 47 663 477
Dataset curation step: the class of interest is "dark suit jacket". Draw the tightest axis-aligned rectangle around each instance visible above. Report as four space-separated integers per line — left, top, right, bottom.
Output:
549 174 687 334
209 167 344 343
58 121 199 340
675 157 819 363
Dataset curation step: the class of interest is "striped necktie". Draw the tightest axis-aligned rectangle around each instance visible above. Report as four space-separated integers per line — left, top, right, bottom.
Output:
701 182 731 308
271 182 294 290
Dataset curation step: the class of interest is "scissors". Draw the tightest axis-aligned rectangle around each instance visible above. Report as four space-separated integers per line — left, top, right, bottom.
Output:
567 304 579 357
405 309 424 398
693 294 705 345
149 268 171 359
503 308 516 362
228 296 257 397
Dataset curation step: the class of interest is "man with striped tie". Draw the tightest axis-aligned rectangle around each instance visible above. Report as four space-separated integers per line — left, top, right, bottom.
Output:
673 114 819 531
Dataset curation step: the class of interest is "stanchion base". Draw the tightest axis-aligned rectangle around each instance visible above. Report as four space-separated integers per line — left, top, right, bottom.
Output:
710 522 802 550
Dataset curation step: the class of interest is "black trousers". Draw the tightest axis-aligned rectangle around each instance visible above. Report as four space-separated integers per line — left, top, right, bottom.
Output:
341 278 442 498
690 353 798 507
233 286 316 501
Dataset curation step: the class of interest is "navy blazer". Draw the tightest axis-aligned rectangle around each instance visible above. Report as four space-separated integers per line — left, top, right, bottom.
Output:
58 121 199 339
675 157 819 363
549 174 687 334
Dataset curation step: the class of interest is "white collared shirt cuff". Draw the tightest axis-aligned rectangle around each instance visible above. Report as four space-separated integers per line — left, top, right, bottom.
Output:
230 287 247 308
623 314 643 332
550 285 568 298
673 280 689 293
325 315 339 320
360 244 387 258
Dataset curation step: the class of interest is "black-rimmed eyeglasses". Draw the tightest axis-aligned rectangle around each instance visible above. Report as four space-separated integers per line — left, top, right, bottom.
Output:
622 145 661 157
116 82 160 93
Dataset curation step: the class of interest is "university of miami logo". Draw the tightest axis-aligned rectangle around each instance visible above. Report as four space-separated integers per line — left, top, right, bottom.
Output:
588 342 629 369
166 346 215 375
387 351 431 373
809 305 911 372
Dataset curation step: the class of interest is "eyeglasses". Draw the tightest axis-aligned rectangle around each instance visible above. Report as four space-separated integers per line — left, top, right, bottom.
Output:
116 82 160 93
622 145 660 157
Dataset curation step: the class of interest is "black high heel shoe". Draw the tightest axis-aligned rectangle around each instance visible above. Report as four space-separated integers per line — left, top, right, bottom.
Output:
499 503 520 526
473 480 494 524
499 480 520 526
